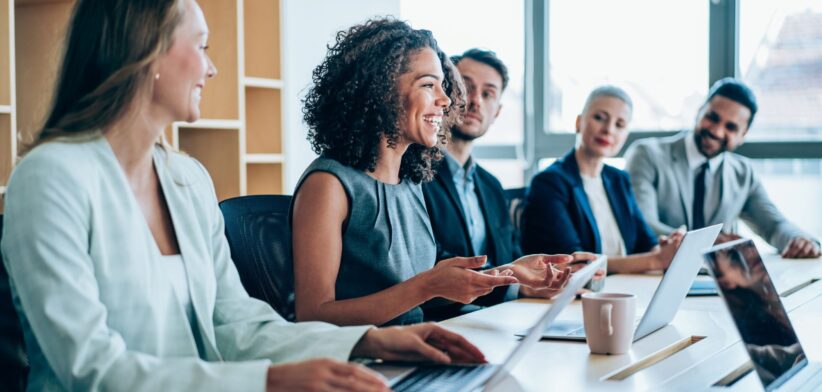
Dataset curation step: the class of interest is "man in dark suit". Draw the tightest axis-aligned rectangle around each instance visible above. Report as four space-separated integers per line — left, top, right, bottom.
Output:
422 49 542 319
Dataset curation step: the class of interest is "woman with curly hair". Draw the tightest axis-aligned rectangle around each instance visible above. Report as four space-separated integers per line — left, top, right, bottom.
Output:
291 18 574 327
2 3 486 390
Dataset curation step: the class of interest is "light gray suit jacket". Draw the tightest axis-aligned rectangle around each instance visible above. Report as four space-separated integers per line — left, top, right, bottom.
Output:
1 137 370 391
624 132 814 251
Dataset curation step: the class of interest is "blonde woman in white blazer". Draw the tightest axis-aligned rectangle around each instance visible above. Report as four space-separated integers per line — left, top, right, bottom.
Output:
0 1 485 391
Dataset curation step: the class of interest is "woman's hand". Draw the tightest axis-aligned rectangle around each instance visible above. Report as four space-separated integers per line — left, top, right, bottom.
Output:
422 256 518 304
351 324 486 364
653 230 685 270
504 254 570 299
266 359 389 392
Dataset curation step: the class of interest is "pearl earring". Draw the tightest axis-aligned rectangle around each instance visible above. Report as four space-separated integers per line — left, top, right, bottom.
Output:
154 73 160 80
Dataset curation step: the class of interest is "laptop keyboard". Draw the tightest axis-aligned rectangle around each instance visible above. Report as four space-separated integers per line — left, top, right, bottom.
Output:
392 364 495 392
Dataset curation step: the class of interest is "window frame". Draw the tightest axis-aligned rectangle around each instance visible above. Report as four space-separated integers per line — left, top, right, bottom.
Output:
472 0 822 183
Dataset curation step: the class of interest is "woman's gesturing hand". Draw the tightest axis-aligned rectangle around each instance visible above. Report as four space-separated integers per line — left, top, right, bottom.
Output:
508 252 600 298
422 256 518 304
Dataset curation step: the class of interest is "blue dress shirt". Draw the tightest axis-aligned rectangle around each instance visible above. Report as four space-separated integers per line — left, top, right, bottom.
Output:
444 153 487 259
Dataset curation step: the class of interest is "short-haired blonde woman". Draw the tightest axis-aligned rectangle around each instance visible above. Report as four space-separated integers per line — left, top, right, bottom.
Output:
523 86 682 274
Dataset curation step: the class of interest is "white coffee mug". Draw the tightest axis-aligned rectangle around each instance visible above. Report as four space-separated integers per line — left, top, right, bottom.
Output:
581 292 636 355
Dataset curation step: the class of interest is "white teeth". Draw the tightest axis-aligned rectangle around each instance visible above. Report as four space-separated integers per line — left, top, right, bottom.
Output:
424 117 442 127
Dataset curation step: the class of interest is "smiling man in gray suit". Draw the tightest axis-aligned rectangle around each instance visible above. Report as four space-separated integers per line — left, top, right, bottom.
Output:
625 78 820 258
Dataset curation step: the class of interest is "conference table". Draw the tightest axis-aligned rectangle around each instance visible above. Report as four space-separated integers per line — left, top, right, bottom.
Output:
440 254 822 391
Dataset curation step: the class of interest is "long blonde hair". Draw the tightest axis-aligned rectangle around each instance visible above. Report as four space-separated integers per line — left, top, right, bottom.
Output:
25 0 185 154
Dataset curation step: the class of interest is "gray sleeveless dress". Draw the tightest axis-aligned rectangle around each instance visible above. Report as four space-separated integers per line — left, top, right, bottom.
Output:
291 157 436 325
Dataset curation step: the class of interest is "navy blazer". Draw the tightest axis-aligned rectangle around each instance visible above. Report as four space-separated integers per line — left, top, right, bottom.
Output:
421 159 522 319
423 160 522 266
522 150 657 256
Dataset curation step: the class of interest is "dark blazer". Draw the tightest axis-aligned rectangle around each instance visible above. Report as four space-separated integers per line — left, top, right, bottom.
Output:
421 159 522 319
522 150 657 256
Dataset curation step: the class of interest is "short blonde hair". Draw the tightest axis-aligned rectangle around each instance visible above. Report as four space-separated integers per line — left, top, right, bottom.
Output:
581 85 633 115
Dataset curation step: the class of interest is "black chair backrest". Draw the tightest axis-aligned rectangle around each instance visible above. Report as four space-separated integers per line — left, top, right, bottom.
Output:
219 195 295 320
0 214 29 391
503 187 526 202
503 187 527 235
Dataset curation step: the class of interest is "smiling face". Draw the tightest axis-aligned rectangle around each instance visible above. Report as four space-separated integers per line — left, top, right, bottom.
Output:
576 95 632 159
396 47 452 148
152 0 216 123
693 95 751 158
452 58 503 141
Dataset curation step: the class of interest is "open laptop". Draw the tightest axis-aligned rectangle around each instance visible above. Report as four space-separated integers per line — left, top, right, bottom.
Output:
704 239 822 392
538 224 722 342
370 256 605 392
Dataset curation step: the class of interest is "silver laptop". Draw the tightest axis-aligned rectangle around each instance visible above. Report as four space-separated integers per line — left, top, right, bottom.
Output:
704 239 822 392
370 256 606 392
538 224 722 342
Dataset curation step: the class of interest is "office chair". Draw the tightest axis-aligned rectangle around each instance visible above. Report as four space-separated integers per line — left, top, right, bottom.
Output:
219 195 296 321
0 214 29 392
503 187 527 235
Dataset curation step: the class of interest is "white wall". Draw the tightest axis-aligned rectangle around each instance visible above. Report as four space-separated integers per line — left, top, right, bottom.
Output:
281 0 401 192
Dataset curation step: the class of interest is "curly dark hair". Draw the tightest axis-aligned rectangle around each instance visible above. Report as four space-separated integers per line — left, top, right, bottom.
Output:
302 17 465 183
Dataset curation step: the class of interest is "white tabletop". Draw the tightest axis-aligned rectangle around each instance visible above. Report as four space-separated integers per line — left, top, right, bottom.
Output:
439 254 822 391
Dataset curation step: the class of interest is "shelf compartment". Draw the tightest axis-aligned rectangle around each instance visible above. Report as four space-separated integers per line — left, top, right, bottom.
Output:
245 86 281 154
1 0 10 106
198 0 239 120
246 162 283 195
244 153 283 164
243 0 280 80
178 126 241 201
243 77 282 89
15 0 72 145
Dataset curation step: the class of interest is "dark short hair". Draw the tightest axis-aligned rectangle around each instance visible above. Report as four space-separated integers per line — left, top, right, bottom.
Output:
706 77 758 127
450 48 509 92
302 18 465 183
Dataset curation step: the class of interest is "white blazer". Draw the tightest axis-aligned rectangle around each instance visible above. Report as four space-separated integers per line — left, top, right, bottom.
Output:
1 136 370 391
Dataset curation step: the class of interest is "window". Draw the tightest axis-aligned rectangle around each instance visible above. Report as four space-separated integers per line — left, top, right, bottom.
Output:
738 159 822 251
401 0 527 187
546 0 709 133
400 0 525 145
739 1 822 141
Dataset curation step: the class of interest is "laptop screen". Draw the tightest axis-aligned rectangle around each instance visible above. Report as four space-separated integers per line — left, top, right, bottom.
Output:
704 239 807 390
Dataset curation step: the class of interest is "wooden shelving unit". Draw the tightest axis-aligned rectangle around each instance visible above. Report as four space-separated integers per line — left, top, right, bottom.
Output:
1 0 287 210
242 0 284 195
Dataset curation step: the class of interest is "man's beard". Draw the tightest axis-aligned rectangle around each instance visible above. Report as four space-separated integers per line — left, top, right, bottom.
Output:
450 125 479 142
694 128 728 158
450 122 490 142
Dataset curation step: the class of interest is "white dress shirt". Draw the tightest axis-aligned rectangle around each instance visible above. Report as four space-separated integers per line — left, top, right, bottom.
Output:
581 173 627 257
